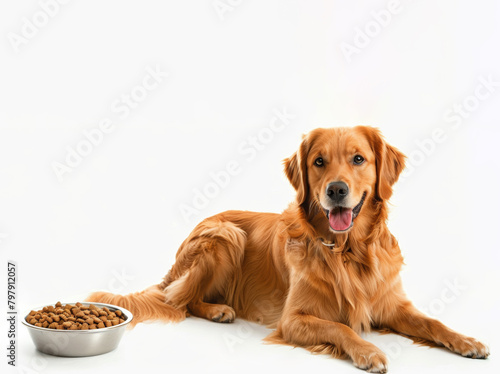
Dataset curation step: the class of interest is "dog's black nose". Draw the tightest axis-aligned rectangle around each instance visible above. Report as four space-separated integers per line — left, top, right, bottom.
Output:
326 181 349 202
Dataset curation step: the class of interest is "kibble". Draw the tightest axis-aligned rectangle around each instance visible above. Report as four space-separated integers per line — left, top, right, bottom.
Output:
26 302 126 330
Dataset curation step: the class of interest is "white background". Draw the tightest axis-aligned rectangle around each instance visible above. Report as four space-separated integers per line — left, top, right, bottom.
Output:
1 1 500 373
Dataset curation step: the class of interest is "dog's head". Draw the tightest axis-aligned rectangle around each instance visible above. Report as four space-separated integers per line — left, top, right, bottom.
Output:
284 126 406 233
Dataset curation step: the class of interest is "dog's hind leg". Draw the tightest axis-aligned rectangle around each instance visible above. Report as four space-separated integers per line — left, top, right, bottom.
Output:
160 219 246 323
188 299 236 323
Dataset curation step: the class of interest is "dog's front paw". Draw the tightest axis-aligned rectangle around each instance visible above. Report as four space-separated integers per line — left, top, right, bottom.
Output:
443 334 490 359
351 343 388 373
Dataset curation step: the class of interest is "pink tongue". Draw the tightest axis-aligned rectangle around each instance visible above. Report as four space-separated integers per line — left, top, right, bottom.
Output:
329 208 353 231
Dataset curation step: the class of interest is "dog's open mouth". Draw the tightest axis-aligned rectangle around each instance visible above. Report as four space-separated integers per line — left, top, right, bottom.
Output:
323 192 366 232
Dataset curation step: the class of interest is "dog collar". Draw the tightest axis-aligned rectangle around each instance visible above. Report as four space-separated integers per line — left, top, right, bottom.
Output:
319 239 335 247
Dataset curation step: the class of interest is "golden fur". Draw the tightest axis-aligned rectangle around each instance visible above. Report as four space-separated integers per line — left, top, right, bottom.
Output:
88 126 489 372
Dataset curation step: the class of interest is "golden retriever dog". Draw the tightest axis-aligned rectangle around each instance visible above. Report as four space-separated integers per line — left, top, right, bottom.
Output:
88 126 489 372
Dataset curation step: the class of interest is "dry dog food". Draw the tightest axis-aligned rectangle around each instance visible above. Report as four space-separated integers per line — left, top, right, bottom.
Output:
26 302 126 330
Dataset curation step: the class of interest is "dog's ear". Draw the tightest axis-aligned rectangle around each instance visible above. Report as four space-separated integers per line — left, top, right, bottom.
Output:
360 126 406 201
284 134 310 205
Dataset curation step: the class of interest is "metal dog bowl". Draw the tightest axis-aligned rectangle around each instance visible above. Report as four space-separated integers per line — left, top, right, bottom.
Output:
22 302 133 357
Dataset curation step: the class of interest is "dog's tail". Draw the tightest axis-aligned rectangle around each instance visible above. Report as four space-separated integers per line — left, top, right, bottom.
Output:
86 285 186 327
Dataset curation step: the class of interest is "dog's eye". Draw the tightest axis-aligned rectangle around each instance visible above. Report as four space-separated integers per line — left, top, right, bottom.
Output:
353 155 365 165
314 157 324 167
